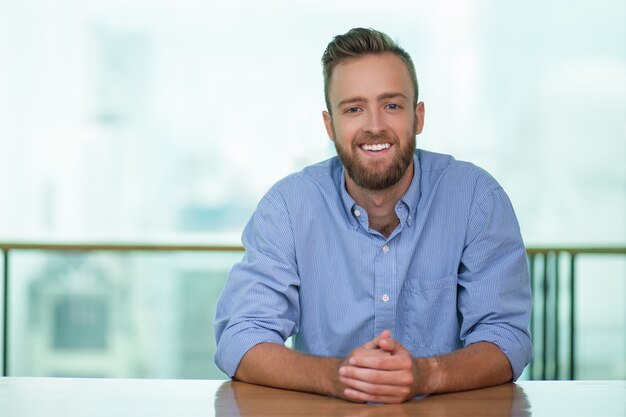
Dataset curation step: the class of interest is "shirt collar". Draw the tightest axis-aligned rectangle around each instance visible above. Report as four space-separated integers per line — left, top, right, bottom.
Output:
339 169 360 229
398 152 421 227
339 151 422 228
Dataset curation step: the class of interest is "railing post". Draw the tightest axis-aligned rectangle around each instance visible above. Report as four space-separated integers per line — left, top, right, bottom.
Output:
2 248 8 377
542 252 549 380
554 251 560 379
569 253 576 380
528 253 535 379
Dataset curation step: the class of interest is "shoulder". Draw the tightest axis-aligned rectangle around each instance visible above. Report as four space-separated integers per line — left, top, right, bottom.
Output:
417 149 502 197
264 156 342 204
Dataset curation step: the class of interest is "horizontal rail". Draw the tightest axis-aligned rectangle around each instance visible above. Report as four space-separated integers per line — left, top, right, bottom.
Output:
0 242 624 254
0 243 245 252
526 247 626 255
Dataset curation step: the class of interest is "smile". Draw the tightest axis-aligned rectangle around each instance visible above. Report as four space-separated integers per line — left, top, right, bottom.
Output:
360 143 391 152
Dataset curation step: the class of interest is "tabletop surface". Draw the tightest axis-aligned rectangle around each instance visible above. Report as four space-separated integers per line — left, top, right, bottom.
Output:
1 377 624 417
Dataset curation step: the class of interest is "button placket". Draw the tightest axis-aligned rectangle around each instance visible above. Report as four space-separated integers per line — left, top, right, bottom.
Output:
374 237 397 334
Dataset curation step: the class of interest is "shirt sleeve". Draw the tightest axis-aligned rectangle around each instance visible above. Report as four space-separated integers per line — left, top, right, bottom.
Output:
457 182 533 381
214 189 300 377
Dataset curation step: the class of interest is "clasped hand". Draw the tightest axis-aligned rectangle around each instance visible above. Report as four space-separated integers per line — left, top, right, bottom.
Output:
337 330 419 404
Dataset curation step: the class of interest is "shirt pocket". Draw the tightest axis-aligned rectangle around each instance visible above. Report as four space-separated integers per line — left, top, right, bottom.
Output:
400 274 461 357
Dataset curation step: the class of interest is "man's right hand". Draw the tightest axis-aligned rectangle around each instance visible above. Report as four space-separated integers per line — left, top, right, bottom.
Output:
336 330 423 403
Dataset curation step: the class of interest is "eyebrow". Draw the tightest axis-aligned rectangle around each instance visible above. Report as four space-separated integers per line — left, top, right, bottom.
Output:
377 92 408 101
336 92 408 109
336 96 367 108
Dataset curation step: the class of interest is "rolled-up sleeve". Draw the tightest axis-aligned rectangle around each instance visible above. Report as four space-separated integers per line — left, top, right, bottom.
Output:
214 190 300 377
458 184 533 380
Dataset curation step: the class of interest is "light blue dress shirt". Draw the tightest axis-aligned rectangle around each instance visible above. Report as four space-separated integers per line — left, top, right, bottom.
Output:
214 150 532 380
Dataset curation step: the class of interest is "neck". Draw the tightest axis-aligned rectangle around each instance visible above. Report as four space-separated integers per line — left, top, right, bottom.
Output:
345 161 414 237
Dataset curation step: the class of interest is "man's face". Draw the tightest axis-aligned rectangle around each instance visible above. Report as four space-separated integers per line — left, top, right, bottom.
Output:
323 53 425 191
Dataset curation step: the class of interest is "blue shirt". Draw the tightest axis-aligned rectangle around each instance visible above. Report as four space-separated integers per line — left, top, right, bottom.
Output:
214 150 532 380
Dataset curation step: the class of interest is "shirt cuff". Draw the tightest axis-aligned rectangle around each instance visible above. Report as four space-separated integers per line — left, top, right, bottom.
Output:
464 325 532 381
215 326 285 377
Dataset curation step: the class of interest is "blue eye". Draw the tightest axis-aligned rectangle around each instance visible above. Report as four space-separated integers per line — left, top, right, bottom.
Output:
346 107 359 113
386 103 400 110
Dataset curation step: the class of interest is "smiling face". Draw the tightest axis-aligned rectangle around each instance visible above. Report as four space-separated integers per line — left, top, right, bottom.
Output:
323 53 425 192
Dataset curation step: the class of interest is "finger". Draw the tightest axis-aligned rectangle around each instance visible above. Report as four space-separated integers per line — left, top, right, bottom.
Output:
347 353 413 371
347 348 391 365
362 329 392 349
340 365 414 386
340 375 412 396
378 336 404 354
343 387 409 404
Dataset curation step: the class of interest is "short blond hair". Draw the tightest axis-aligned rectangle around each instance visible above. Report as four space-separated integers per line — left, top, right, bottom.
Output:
322 27 419 113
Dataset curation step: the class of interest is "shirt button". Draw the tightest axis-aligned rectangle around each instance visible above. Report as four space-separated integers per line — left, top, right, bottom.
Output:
354 209 361 217
382 244 389 253
381 294 390 302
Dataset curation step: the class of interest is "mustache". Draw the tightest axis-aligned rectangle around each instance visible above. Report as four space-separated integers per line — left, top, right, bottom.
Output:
355 131 398 145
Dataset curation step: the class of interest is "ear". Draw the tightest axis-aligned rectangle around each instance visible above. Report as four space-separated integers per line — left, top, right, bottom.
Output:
414 102 425 135
322 110 335 141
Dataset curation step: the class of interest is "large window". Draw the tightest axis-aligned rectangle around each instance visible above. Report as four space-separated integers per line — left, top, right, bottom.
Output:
1 0 624 378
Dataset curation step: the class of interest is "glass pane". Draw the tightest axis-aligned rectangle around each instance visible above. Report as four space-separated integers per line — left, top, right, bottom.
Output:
576 255 626 379
0 249 5 375
8 250 240 378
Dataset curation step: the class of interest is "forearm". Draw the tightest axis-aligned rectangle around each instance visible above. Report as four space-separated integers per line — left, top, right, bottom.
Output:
416 341 513 395
234 343 343 397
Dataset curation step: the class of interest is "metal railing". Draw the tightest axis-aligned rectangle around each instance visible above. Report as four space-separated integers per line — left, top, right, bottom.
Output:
1 242 625 379
526 247 626 380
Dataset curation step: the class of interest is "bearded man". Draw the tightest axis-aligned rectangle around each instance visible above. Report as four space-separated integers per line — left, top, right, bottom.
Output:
214 27 532 404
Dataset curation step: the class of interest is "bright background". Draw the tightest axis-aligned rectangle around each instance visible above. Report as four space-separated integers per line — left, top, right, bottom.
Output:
0 0 624 379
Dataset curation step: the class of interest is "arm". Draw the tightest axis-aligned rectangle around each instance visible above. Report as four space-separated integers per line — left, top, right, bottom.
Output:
457 184 532 380
234 330 512 404
216 188 354 398
234 331 396 401
234 343 343 398
339 184 530 403
214 191 303 379
416 341 512 393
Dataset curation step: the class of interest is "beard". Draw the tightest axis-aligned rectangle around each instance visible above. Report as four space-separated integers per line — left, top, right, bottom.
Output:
334 129 416 191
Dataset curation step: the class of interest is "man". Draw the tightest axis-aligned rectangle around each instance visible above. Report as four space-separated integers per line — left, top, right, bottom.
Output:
215 27 532 404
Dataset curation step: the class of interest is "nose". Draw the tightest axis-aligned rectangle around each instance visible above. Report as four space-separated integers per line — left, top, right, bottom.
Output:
364 109 385 134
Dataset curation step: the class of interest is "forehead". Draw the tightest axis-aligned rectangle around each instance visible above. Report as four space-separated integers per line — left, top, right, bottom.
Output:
328 53 413 106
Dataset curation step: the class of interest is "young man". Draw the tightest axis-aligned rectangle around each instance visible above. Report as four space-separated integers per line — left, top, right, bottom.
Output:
215 28 532 404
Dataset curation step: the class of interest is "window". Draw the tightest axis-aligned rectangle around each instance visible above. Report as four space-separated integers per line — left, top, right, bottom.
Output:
1 0 624 379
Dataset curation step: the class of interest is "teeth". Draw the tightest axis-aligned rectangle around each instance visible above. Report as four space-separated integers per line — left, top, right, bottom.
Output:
361 143 391 151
